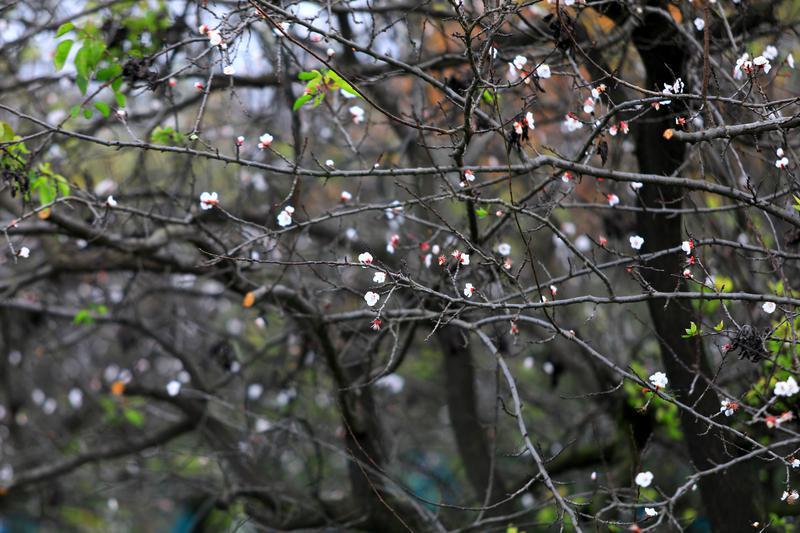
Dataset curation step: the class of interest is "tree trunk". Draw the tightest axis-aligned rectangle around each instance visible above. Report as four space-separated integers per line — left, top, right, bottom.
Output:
631 7 763 530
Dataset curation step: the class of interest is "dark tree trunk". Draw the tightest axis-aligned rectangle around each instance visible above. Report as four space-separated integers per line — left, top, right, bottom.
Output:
438 327 513 516
631 7 763 530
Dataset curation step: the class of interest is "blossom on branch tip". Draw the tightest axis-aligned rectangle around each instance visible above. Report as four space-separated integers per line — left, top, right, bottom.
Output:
258 133 273 149
373 272 386 283
774 376 798 397
358 252 374 265
106 195 117 207
452 250 469 265
763 301 777 314
629 235 644 250
350 106 365 124
166 380 181 396
364 291 380 307
635 471 653 488
17 246 30 258
463 283 475 297
536 64 551 79
199 192 219 210
720 399 738 416
277 206 294 227
649 372 668 389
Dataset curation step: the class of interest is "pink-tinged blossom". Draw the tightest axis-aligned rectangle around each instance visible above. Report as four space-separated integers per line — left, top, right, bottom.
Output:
199 192 218 210
463 283 475 297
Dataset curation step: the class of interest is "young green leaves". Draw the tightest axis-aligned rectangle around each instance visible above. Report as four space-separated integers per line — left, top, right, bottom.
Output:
293 69 362 111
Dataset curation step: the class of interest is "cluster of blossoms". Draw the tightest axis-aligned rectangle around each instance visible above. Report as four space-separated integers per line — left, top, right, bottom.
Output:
774 376 799 397
720 399 739 417
276 205 294 227
357 251 388 329
563 112 583 133
775 147 790 169
608 120 629 136
734 52 771 79
681 239 695 278
648 371 668 390
199 24 225 49
766 411 794 429
459 169 475 188
581 84 606 115
507 55 551 83
386 234 400 254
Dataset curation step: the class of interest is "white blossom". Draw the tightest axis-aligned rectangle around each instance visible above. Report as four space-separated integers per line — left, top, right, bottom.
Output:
629 235 644 250
536 64 551 79
166 380 181 397
763 301 777 314
775 376 799 397
199 191 218 210
364 291 380 306
258 133 273 149
373 272 387 283
635 471 654 488
350 106 365 124
649 371 668 389
693 17 705 31
463 283 475 297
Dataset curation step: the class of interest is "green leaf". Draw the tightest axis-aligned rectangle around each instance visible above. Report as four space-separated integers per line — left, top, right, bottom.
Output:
93 101 110 118
73 309 93 325
74 43 89 79
793 195 800 212
111 77 123 92
297 70 320 81
96 63 121 82
86 39 106 69
475 207 488 218
83 108 93 119
714 320 724 332
76 74 88 95
55 22 75 37
292 93 312 111
54 39 74 70
0 122 14 142
682 321 701 339
123 408 145 427
312 92 325 108
70 105 81 118
114 90 126 108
